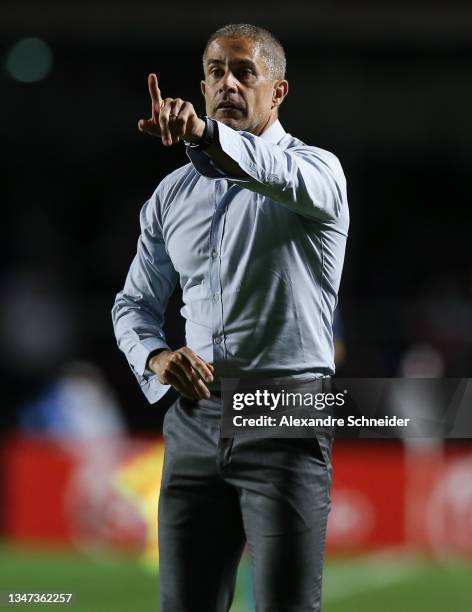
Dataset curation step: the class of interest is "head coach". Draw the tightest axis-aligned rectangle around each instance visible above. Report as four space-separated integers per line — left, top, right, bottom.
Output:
112 23 349 612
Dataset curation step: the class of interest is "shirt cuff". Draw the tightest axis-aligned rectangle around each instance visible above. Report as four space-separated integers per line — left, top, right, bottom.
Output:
138 374 172 405
186 121 254 183
211 121 260 182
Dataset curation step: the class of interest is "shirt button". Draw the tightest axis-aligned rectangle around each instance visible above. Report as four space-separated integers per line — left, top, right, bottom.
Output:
211 249 218 259
213 336 222 345
213 292 220 302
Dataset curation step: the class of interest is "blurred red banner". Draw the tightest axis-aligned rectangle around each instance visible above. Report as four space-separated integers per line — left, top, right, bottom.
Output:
2 436 472 557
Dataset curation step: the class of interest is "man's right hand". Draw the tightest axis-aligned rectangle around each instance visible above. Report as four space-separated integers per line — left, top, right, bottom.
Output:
138 74 205 147
148 347 214 400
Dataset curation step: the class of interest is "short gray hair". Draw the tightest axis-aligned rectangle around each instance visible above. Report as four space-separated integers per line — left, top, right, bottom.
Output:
203 24 286 80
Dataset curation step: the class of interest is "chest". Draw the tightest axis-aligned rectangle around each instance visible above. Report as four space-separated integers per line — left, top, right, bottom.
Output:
160 179 306 281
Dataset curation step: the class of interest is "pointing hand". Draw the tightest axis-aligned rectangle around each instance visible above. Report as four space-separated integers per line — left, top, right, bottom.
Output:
138 74 205 146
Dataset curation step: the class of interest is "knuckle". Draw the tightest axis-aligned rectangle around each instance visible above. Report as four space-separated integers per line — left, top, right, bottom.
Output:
161 364 172 376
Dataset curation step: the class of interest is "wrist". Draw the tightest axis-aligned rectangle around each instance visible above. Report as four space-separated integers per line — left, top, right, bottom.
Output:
147 348 170 372
190 118 206 143
183 118 206 144
184 116 216 150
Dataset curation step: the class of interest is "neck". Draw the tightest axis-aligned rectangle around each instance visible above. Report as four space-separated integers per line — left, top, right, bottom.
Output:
252 112 278 136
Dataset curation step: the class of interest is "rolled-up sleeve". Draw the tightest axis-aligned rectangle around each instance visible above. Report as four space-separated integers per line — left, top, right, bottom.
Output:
188 120 347 223
111 190 178 404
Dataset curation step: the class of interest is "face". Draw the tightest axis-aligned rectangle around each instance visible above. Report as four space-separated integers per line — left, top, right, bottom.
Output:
201 37 288 135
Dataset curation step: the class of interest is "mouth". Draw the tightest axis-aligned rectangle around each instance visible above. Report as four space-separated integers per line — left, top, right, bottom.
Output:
216 102 244 113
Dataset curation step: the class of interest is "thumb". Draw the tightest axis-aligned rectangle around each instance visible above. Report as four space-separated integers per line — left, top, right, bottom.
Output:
138 118 161 135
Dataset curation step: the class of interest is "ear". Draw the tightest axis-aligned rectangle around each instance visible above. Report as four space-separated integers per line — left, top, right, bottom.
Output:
272 80 289 109
200 80 206 97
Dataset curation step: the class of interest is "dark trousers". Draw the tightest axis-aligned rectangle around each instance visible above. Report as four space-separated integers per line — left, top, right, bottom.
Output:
158 395 333 612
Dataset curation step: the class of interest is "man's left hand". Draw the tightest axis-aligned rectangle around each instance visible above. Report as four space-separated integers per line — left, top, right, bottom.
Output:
138 73 205 147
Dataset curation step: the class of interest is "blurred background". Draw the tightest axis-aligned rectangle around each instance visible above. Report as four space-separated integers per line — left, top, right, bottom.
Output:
1 1 472 610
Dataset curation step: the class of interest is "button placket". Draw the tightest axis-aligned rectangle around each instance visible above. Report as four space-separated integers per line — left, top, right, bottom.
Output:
209 180 228 359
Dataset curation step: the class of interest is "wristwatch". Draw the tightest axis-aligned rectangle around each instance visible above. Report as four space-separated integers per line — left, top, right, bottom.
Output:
184 116 216 151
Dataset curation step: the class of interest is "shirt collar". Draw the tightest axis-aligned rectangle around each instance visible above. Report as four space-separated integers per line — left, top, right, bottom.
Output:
259 119 286 144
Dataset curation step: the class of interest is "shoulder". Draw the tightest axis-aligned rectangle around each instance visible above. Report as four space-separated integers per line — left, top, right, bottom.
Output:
145 161 198 221
280 133 345 180
153 161 197 202
280 132 349 229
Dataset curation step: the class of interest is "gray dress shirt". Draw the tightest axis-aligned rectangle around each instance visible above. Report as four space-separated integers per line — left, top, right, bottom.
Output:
112 119 349 404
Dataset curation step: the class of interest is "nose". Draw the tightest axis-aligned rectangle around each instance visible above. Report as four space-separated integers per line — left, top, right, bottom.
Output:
218 70 238 94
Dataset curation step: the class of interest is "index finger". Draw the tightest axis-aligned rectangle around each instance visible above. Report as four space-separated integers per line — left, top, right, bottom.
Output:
148 73 163 122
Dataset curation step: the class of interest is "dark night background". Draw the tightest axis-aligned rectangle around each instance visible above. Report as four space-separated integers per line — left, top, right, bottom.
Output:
2 1 471 433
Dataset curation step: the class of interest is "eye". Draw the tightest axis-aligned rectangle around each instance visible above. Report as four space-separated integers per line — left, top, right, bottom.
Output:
238 68 255 79
210 68 224 78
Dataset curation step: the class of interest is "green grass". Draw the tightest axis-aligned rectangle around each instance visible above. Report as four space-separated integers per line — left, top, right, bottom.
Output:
323 553 472 612
0 544 471 611
0 545 157 612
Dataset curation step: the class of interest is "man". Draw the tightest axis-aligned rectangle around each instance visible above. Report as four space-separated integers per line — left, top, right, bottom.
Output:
112 23 349 612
